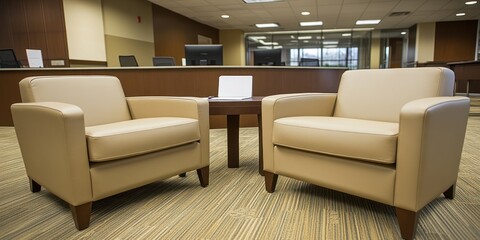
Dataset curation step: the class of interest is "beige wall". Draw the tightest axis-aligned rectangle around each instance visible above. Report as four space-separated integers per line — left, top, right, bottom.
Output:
220 30 245 66
370 30 381 69
102 0 154 66
63 0 107 62
416 22 436 63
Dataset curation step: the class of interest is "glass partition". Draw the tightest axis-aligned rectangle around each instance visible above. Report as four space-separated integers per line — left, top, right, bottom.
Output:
246 29 372 69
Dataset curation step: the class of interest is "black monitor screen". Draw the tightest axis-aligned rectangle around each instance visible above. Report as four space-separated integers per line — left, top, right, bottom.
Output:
253 49 282 66
119 55 138 67
0 49 21 68
185 44 223 66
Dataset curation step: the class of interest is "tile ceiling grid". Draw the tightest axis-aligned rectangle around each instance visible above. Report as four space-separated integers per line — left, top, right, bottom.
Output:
148 0 480 32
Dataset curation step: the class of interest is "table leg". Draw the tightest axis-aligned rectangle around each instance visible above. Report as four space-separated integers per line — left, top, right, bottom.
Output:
227 115 240 168
466 80 470 97
258 114 264 176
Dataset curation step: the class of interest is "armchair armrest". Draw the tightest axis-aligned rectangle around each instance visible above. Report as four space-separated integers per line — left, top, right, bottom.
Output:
395 96 470 211
262 93 337 171
126 96 210 166
11 102 92 206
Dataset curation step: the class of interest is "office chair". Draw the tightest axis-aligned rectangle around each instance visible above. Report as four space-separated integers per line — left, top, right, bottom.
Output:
299 58 320 67
119 55 138 67
153 56 176 66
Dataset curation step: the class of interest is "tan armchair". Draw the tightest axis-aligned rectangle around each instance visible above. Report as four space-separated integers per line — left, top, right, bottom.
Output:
11 75 210 230
262 67 470 239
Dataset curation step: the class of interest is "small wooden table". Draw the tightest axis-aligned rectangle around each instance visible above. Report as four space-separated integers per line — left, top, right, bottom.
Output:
209 97 264 175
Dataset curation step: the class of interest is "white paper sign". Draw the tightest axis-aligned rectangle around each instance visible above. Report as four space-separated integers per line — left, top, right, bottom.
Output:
26 49 44 68
213 75 253 100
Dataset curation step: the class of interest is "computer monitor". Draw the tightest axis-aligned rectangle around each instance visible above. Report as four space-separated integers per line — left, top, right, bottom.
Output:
185 44 223 66
253 49 282 66
119 55 138 67
0 49 21 68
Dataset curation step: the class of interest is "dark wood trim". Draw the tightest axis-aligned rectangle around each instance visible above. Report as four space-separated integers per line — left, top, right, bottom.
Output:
395 207 419 240
29 177 41 193
443 184 456 199
258 114 264 176
70 202 92 230
264 171 278 193
196 166 209 187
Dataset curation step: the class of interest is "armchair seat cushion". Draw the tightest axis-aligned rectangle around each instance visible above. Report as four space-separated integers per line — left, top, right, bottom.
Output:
273 116 399 164
85 117 200 162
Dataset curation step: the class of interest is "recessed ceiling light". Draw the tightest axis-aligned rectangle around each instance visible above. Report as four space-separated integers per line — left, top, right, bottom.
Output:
299 21 323 27
221 15 230 19
342 33 352 37
301 11 310 16
356 19 381 25
465 1 477 5
401 31 407 35
255 23 279 28
456 12 466 16
243 0 283 3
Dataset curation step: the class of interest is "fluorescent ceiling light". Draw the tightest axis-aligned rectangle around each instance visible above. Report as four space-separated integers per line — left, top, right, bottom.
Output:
248 36 267 41
257 45 283 49
300 21 323 27
323 41 338 44
456 12 466 16
342 33 352 37
356 19 381 25
465 1 477 5
298 36 312 40
221 15 230 19
259 40 279 45
401 31 407 35
244 0 282 3
255 23 279 28
301 11 310 16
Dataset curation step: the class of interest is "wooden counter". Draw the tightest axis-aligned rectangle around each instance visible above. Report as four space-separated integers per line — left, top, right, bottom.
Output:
0 66 346 127
447 61 480 95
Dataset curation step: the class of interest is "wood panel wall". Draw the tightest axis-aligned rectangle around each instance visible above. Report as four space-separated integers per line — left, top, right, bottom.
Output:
0 0 69 67
152 5 220 66
434 20 477 62
0 67 345 127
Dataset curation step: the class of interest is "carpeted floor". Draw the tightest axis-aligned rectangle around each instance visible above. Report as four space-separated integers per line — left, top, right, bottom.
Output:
1 118 479 239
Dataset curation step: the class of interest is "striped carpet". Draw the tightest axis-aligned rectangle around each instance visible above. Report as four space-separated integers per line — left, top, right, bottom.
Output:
1 118 479 239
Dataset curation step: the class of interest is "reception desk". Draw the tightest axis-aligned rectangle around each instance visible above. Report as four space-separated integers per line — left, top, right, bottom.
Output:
0 66 346 127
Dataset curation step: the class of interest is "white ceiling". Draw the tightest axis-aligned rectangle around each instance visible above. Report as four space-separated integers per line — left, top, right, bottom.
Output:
148 0 480 32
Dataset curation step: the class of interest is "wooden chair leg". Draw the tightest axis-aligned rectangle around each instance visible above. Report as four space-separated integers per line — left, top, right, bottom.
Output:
196 166 209 187
70 202 92 230
29 177 41 193
395 207 419 240
179 173 187 177
264 171 278 193
443 184 456 199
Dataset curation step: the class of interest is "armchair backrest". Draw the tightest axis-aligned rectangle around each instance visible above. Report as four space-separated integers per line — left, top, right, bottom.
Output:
19 75 132 126
333 67 455 122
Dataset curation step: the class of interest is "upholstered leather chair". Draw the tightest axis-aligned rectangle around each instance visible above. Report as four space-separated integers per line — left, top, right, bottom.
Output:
262 67 470 239
11 75 210 230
